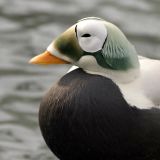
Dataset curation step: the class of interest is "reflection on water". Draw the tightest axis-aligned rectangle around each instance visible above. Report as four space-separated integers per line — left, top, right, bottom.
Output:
0 0 160 159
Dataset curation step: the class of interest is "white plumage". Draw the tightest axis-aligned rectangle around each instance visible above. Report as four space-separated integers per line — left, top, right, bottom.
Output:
140 56 160 106
68 56 160 108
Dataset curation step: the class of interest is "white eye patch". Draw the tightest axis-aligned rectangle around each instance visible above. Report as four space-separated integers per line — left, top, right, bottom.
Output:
76 20 107 53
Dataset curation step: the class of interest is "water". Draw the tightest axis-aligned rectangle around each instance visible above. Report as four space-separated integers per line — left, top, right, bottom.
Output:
0 0 160 159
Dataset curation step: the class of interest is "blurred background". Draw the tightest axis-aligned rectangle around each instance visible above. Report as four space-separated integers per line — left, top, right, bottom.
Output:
0 0 160 159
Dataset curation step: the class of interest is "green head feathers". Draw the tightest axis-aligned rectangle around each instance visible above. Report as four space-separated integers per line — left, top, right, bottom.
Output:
48 17 139 72
101 21 139 70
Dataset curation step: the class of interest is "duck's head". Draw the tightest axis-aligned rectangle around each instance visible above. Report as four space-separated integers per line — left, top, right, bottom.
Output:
30 17 139 81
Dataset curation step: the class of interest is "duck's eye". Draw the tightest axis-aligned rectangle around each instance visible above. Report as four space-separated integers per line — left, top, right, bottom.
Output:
81 33 91 37
77 20 107 53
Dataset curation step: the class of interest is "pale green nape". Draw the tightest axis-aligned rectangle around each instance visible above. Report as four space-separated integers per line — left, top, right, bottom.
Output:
102 21 139 70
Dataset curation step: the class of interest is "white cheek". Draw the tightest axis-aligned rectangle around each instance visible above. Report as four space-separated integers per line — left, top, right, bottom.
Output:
79 37 102 53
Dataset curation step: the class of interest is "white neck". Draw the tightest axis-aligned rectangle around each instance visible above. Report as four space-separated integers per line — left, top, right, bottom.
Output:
77 55 140 83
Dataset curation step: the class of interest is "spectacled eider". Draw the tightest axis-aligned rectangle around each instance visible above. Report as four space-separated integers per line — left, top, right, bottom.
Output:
30 17 160 160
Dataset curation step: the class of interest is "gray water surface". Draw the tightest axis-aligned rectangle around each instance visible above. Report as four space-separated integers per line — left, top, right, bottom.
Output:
0 0 160 159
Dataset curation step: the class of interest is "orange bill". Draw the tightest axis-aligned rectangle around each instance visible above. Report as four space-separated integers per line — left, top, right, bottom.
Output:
29 51 70 64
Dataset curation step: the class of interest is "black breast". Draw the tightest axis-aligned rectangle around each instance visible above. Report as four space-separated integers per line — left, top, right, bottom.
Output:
39 68 160 160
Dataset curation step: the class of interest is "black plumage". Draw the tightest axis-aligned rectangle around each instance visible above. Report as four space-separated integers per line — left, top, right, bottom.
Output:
39 68 160 160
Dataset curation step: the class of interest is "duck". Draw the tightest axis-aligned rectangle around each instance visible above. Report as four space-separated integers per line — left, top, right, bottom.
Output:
29 17 160 160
